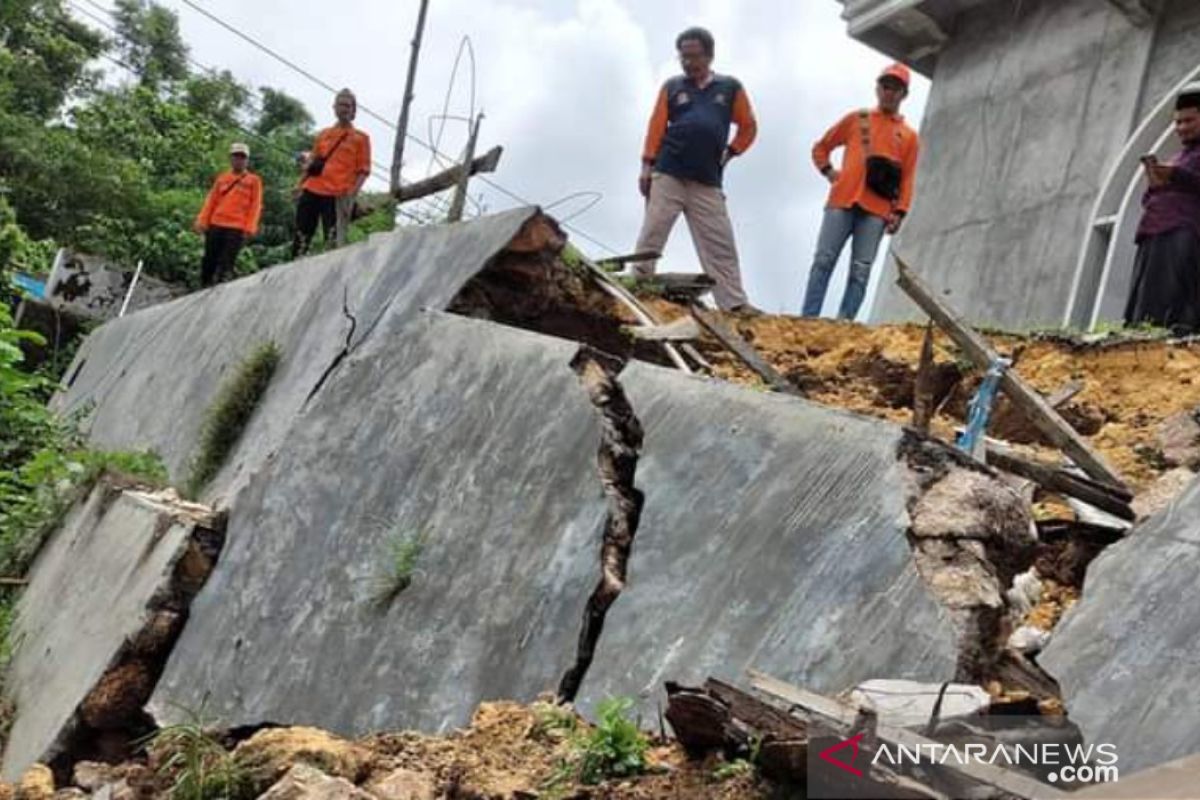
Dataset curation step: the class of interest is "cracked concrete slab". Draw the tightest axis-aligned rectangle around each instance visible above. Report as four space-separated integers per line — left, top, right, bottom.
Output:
1 482 221 781
575 361 962 719
1040 475 1200 774
149 315 608 734
150 313 964 736
50 208 540 503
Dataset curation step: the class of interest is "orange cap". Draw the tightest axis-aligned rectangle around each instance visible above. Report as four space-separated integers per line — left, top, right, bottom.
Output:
879 63 911 86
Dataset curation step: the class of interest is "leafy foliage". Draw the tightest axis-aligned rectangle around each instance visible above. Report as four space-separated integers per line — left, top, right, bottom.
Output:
1 0 392 287
544 697 649 792
184 341 280 498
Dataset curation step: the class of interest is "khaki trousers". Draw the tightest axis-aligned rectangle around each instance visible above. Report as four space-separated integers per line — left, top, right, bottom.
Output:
633 172 749 309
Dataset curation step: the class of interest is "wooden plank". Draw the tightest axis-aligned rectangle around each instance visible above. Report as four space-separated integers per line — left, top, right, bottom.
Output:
596 251 660 269
894 256 1128 492
1046 380 1085 409
986 446 1135 520
394 146 502 204
912 320 936 434
691 307 804 398
624 316 702 342
748 670 1066 800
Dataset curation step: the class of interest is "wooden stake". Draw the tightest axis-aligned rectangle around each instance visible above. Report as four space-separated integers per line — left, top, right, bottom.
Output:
447 113 482 223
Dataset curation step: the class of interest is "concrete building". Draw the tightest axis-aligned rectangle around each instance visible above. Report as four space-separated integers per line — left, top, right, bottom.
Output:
838 0 1200 329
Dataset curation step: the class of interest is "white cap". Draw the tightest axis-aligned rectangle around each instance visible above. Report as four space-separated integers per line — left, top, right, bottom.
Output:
230 142 250 156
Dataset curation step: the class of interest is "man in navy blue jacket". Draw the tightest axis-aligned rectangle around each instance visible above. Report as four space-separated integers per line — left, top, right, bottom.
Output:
633 27 759 313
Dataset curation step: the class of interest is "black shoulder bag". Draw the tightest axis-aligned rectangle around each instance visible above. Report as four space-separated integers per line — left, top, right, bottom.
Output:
306 131 351 178
858 110 903 202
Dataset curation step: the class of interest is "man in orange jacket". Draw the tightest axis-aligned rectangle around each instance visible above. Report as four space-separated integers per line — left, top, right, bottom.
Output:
194 142 263 287
633 27 759 313
292 88 371 258
803 63 920 320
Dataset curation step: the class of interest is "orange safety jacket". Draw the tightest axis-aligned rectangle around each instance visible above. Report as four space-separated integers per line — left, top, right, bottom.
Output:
301 125 372 197
812 108 920 218
196 170 263 236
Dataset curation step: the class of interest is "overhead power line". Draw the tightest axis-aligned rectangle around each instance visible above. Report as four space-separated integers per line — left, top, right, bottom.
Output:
70 0 455 221
172 0 622 255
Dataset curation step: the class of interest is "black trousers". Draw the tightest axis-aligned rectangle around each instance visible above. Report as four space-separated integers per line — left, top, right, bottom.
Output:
1124 227 1200 334
200 226 244 287
292 190 337 258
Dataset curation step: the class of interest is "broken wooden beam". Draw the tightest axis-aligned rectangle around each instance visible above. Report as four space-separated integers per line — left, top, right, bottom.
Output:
623 316 701 342
1046 380 1085 410
595 251 660 270
690 306 804 398
749 670 1067 800
895 256 1128 492
394 146 503 204
986 445 1135 521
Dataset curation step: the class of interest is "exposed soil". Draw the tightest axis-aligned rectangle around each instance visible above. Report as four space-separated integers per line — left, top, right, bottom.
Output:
634 300 1200 493
16 702 781 799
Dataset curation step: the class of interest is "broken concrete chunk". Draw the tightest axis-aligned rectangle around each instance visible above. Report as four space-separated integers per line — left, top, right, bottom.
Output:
14 765 53 800
909 538 1003 610
1004 567 1043 617
1007 625 1051 654
363 768 437 800
848 680 990 728
0 483 224 781
257 764 373 800
1040 475 1200 773
69 762 115 793
910 467 1034 550
1132 466 1196 520
234 727 372 792
1157 408 1200 468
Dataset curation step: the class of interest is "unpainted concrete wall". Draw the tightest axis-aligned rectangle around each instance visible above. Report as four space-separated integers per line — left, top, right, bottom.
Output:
871 0 1154 328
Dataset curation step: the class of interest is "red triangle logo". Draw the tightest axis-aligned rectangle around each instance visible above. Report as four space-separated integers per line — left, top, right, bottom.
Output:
819 733 865 777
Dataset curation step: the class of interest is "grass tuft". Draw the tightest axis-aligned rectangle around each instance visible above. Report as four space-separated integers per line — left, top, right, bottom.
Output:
147 709 253 800
371 531 425 606
185 342 280 498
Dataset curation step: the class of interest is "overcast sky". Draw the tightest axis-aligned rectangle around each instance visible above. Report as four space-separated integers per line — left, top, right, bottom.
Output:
79 0 929 315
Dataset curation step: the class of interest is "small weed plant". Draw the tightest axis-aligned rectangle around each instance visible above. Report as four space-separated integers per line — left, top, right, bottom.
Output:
371 531 425 605
147 710 252 800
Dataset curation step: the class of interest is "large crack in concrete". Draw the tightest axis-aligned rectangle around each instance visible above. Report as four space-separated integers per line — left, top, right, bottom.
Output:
557 346 645 702
304 286 359 405
896 432 1058 695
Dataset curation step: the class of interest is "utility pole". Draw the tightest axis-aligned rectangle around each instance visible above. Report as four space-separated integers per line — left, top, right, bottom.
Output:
447 112 482 223
390 0 431 195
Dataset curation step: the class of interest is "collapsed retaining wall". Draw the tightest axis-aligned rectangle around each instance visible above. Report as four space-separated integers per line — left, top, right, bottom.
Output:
2 482 223 781
16 211 1036 772
1040 475 1200 774
52 208 541 503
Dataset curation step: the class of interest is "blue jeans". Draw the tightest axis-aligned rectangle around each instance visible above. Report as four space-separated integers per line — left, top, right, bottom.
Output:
802 207 887 320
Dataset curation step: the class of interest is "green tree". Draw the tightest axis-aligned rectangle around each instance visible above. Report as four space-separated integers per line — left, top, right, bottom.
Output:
0 0 104 120
112 0 188 88
256 86 313 135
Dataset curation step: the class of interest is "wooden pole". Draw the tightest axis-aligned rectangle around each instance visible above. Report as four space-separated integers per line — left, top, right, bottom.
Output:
390 0 431 196
447 112 482 223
